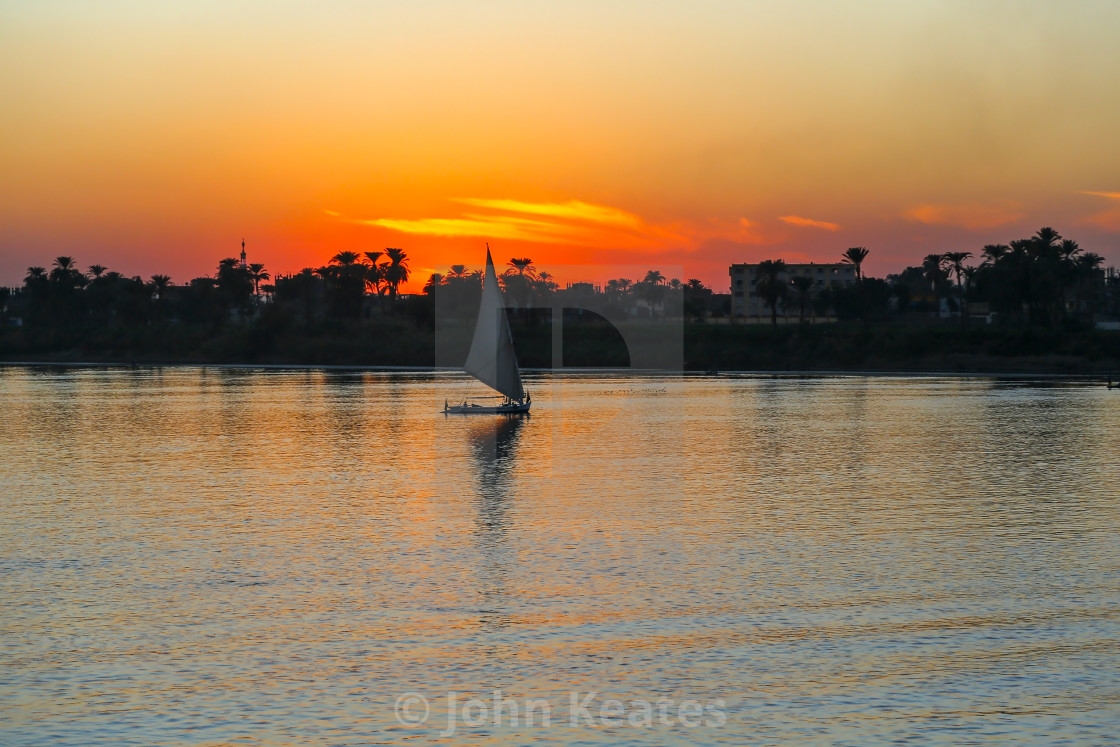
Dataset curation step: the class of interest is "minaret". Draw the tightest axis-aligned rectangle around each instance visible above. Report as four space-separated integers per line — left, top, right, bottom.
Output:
240 238 247 267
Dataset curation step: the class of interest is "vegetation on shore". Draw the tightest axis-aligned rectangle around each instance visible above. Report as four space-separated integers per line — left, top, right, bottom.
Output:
2 226 1119 374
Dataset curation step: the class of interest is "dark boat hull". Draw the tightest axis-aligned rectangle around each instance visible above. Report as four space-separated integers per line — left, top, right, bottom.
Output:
444 402 531 415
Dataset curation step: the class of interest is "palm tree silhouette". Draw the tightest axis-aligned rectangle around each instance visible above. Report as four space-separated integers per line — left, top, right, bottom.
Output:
507 258 536 279
331 251 361 266
943 251 973 323
89 264 107 278
423 272 444 295
981 244 1009 265
149 274 172 294
49 256 82 284
382 247 410 308
841 247 870 282
755 259 788 325
148 274 172 318
361 250 383 294
1034 226 1061 252
247 263 270 297
922 253 948 309
502 259 535 320
790 276 813 323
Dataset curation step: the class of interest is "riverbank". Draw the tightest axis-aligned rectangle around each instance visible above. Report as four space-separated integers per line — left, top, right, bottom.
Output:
3 319 1119 376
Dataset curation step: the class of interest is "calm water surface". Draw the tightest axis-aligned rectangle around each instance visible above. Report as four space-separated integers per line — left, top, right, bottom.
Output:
2 367 1119 745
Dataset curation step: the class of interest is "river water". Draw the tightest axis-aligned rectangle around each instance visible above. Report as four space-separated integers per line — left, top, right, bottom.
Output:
2 366 1119 745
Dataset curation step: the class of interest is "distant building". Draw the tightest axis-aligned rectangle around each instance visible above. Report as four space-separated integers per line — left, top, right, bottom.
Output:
729 262 856 320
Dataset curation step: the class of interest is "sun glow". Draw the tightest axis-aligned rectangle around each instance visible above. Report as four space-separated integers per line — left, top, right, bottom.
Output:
2 2 1120 289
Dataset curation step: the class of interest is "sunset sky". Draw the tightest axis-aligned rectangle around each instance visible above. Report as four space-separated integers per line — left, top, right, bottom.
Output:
3 1 1120 292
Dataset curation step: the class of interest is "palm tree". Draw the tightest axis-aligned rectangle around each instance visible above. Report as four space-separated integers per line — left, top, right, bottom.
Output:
1070 251 1105 320
1059 239 1080 262
49 256 85 287
216 258 253 313
423 272 444 295
148 274 172 318
533 271 558 299
981 244 1009 265
149 274 172 294
1034 226 1061 251
605 278 633 301
1078 252 1104 271
330 251 361 267
922 253 948 308
943 251 972 321
790 276 814 323
755 259 788 325
635 270 666 317
502 258 536 318
448 264 468 279
841 247 870 282
360 252 385 308
382 247 410 308
508 258 536 279
88 264 107 278
247 263 270 297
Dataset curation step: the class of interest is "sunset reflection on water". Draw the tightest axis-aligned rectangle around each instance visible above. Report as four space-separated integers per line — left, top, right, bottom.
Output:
2 367 1119 745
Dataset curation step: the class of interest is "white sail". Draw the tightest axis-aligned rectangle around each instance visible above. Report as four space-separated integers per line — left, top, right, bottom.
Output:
463 247 526 401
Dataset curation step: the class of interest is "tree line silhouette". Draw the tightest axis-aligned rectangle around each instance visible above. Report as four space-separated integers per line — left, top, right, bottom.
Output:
748 228 1113 326
1 226 1117 370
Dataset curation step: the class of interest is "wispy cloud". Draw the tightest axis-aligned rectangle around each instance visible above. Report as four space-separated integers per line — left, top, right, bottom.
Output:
453 198 643 230
360 215 579 244
354 198 685 247
902 202 1022 230
1078 190 1120 230
779 215 840 231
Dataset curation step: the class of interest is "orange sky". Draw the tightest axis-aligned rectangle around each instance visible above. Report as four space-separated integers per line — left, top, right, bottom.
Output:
3 1 1120 292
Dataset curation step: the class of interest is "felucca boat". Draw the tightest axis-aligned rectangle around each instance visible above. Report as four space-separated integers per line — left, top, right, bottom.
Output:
444 246 530 415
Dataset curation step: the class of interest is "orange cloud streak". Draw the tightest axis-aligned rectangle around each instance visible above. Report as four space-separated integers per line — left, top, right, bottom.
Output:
1078 191 1120 231
779 215 840 231
356 198 687 249
453 198 644 229
903 202 1023 230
